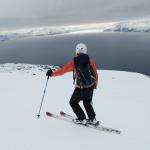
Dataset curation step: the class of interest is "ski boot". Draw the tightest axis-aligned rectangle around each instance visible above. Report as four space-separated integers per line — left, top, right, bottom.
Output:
87 118 99 126
73 118 87 125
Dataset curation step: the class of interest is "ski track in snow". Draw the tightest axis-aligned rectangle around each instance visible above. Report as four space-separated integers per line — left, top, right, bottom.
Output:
0 63 150 150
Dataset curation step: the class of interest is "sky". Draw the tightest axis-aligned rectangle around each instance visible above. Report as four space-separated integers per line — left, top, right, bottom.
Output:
0 0 150 31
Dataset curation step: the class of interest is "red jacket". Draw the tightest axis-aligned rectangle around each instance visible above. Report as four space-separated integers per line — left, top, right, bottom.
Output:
52 58 99 88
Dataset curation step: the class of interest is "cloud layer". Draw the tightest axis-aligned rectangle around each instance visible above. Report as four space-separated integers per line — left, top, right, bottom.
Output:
0 0 150 30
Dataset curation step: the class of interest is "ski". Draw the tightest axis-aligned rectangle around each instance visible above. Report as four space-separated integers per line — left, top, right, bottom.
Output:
46 111 121 134
46 112 72 123
60 111 121 134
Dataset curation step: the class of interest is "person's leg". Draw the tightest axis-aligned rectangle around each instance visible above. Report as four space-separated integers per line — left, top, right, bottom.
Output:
82 87 96 120
69 88 86 120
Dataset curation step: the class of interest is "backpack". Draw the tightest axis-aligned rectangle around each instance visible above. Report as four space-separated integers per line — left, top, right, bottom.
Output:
73 54 96 88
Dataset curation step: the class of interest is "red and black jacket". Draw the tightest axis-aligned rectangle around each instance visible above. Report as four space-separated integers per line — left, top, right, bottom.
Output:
52 55 99 88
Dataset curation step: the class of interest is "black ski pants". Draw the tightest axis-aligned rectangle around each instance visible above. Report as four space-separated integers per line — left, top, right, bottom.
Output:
69 86 96 120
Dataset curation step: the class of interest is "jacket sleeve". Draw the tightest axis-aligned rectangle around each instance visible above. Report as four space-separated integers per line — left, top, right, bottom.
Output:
90 59 99 88
52 60 74 77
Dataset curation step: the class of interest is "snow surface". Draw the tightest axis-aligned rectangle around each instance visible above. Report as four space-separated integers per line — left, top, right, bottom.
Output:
1 17 150 41
0 63 150 150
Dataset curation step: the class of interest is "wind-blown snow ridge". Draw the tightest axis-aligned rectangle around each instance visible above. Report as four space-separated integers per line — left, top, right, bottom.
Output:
0 63 148 78
0 17 150 41
0 63 60 75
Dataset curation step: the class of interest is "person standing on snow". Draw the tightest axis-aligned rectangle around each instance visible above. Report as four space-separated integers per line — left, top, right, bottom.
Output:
46 43 99 125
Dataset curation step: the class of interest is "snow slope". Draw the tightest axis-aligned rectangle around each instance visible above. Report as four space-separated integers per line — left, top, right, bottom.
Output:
0 63 150 150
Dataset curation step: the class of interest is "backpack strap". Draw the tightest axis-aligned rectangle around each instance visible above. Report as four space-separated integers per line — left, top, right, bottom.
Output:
88 63 97 88
73 58 76 85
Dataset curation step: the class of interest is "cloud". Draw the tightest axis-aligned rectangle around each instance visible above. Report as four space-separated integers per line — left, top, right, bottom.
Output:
0 0 150 30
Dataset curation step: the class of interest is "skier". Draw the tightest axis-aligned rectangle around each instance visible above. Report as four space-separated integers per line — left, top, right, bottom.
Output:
46 43 99 125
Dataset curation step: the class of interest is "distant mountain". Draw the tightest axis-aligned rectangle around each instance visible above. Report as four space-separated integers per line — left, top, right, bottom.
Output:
0 17 150 42
104 18 150 32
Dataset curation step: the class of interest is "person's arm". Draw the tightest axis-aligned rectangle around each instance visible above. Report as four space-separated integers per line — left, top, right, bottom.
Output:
90 59 99 88
52 60 74 77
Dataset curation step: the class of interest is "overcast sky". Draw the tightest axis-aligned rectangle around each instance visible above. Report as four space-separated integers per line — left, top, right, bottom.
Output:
0 0 150 31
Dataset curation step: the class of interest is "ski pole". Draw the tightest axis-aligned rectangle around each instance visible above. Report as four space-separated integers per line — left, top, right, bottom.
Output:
37 76 49 118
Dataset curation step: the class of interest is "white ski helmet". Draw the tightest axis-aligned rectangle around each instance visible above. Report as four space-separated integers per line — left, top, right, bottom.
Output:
75 43 87 54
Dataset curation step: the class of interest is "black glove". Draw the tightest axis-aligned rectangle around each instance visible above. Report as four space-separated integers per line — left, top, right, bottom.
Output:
46 69 53 77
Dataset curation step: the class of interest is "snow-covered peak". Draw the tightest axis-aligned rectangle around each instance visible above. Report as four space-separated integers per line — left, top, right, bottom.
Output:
0 17 150 42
